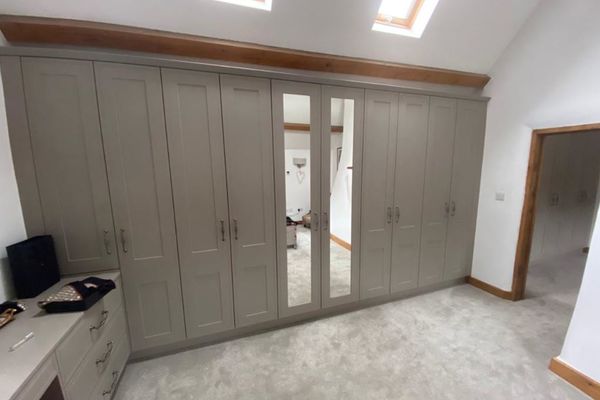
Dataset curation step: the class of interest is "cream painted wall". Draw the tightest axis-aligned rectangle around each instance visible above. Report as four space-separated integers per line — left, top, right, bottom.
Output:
0 67 27 302
471 0 600 291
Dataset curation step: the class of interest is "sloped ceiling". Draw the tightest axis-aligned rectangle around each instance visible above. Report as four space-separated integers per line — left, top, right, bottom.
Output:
0 0 540 73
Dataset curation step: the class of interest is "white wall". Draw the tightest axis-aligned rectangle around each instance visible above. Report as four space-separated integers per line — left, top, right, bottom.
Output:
329 100 354 243
530 133 600 262
471 0 600 291
559 205 600 380
282 95 346 221
0 67 27 302
284 132 311 220
0 0 540 74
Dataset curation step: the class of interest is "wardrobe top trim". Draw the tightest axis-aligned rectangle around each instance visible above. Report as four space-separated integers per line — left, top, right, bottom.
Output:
0 45 490 103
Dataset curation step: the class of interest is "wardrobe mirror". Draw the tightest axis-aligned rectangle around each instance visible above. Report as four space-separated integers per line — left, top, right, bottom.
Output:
283 93 313 307
328 98 353 298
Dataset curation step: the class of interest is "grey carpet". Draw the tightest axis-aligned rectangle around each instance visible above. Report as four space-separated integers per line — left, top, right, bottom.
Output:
114 250 588 400
286 226 351 307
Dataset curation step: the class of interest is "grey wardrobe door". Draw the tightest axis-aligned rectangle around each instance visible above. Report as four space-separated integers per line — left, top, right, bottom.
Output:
444 100 486 280
390 95 429 293
162 68 235 338
272 80 322 318
418 97 457 287
220 75 277 327
95 62 185 351
360 90 398 299
21 57 117 275
321 86 365 308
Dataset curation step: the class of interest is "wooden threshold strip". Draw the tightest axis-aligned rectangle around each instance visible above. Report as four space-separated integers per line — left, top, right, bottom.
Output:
0 15 490 88
549 357 600 399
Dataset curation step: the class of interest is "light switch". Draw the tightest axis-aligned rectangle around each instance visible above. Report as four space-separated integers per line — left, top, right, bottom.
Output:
495 192 505 201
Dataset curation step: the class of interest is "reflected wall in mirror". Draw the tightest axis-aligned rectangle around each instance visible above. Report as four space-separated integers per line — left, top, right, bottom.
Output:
329 98 353 298
283 93 313 307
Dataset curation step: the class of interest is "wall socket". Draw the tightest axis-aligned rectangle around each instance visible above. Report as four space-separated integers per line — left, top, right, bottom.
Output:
495 192 505 201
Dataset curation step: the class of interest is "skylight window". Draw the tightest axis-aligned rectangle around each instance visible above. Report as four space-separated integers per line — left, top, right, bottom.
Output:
373 0 439 38
214 0 272 11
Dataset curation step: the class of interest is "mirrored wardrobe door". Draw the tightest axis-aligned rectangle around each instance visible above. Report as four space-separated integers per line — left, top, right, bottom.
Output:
272 80 322 317
321 86 365 308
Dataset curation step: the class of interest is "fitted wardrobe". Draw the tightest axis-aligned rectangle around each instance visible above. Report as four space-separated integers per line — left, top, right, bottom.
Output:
1 53 486 355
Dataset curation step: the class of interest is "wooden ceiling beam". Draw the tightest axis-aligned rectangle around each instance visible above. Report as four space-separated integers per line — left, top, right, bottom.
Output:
0 15 491 88
284 123 343 133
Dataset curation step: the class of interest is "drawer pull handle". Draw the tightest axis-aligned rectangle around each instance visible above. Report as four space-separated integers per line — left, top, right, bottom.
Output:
90 310 109 332
102 370 119 397
96 341 114 367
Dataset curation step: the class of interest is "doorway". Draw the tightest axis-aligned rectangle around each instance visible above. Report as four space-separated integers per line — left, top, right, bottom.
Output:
512 124 600 300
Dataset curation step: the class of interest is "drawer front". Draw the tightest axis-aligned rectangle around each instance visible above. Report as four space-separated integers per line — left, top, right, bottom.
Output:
57 278 123 382
92 333 130 400
14 355 62 400
65 307 127 400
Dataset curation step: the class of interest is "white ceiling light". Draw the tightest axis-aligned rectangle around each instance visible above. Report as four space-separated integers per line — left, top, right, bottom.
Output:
213 0 272 11
373 0 440 38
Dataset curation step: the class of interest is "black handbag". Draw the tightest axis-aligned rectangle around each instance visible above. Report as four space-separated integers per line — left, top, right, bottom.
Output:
38 277 116 313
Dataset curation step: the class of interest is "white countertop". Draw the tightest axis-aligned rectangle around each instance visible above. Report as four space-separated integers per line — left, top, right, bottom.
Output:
0 270 120 400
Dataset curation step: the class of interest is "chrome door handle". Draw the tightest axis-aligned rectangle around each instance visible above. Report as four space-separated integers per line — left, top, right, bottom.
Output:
119 229 128 253
395 207 400 223
103 230 112 255
233 219 238 240
386 207 392 224
313 213 319 231
323 212 329 231
102 371 119 397
96 341 114 367
444 202 450 217
90 310 109 332
451 201 456 217
220 220 225 242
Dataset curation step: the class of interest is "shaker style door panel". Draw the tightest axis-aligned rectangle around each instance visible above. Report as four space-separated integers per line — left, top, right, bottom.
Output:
162 68 235 338
419 97 457 287
21 57 118 274
95 62 185 351
321 86 365 308
391 95 429 293
360 90 398 299
272 80 322 318
444 100 486 280
220 75 278 327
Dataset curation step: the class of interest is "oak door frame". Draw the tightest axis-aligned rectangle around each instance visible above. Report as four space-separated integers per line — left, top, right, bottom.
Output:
511 123 600 300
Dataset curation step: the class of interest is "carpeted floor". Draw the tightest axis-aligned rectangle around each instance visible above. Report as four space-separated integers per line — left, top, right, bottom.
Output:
114 250 589 400
286 226 351 307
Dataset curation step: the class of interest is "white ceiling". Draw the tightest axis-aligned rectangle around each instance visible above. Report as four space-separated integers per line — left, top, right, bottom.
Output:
0 0 540 73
